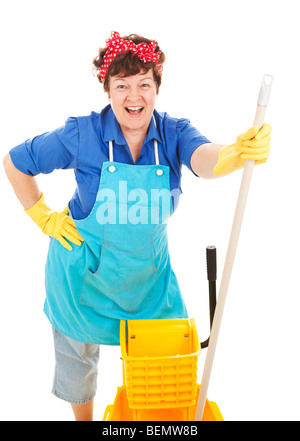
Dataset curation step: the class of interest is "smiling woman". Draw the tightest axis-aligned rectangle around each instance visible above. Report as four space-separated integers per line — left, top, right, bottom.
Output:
3 30 271 421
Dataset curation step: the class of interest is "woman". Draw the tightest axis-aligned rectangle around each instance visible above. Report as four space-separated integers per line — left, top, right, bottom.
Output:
3 31 271 421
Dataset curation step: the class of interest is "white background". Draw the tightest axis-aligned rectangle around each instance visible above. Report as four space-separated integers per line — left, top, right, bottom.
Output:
0 0 299 421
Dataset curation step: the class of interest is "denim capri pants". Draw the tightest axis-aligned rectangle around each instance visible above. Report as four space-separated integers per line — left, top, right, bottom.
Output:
51 326 100 404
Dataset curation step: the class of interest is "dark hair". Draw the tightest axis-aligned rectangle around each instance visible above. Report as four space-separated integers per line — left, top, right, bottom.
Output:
92 34 166 92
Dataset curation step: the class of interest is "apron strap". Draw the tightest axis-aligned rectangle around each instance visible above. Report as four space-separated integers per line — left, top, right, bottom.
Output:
153 114 159 165
109 140 114 162
154 139 159 165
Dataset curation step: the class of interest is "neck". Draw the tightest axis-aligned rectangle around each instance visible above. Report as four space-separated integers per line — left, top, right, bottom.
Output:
120 127 148 164
121 126 148 149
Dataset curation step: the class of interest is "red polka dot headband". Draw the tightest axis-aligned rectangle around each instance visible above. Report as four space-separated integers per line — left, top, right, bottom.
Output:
100 31 163 82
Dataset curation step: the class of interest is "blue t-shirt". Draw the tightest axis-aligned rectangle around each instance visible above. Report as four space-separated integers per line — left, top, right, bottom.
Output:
9 105 210 219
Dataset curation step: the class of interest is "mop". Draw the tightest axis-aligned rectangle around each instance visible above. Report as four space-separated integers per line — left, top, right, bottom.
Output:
195 74 274 421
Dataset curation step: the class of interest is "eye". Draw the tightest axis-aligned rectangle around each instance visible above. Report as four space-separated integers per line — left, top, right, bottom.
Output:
141 83 150 88
117 84 126 89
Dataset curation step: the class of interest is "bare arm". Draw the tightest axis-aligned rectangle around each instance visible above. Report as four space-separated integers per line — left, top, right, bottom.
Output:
190 143 225 179
3 153 41 209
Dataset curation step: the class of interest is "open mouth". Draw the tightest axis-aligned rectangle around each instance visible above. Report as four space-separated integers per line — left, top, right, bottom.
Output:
125 106 144 116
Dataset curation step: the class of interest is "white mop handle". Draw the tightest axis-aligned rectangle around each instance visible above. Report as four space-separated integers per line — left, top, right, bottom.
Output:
195 74 273 421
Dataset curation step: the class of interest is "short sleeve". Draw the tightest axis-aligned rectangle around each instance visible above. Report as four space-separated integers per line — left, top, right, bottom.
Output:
9 117 79 176
177 119 211 174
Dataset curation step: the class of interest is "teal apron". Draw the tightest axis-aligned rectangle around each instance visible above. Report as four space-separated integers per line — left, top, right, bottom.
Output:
44 125 188 344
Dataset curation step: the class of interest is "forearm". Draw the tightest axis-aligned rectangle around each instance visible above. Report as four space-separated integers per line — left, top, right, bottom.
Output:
190 143 225 179
3 153 41 209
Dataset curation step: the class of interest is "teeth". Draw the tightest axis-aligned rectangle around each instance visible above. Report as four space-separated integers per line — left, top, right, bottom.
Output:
126 107 143 110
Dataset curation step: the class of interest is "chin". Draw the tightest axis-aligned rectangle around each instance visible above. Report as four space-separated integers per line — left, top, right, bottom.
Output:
123 112 151 129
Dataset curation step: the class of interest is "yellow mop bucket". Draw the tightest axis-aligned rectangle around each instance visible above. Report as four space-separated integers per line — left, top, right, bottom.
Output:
103 383 223 421
103 318 223 421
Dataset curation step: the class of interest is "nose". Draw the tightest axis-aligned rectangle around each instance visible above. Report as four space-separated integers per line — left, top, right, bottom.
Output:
126 86 141 101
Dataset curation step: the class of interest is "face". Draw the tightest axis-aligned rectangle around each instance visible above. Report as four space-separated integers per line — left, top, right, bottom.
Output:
108 70 158 135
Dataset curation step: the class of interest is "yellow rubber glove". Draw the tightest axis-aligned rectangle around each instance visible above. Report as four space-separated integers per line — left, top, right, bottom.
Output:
25 193 84 251
213 123 272 177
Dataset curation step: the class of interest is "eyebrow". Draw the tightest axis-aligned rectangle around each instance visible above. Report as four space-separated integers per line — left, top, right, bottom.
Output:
139 77 154 81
